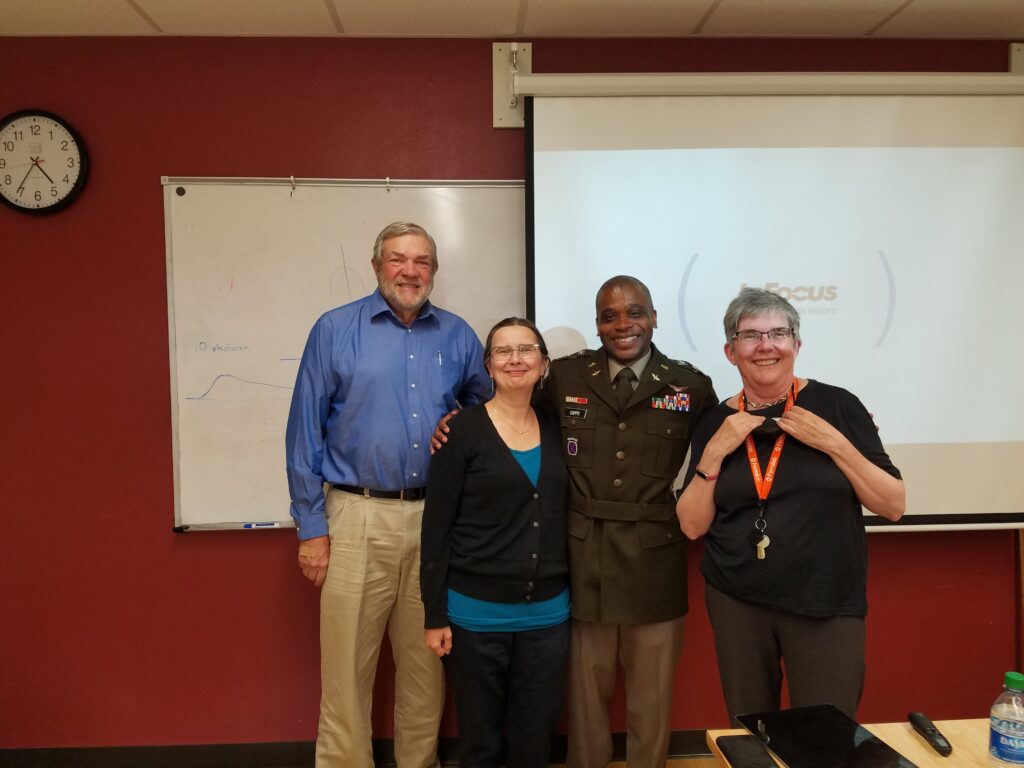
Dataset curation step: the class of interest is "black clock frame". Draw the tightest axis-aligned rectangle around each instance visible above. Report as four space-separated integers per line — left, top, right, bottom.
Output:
0 108 90 216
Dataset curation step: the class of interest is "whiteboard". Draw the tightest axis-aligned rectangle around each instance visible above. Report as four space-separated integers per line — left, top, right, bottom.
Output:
163 178 525 530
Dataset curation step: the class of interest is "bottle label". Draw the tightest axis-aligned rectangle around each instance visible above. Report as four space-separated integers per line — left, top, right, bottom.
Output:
992 715 1024 763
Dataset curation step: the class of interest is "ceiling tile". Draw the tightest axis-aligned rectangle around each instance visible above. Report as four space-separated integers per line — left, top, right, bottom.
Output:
0 0 156 35
699 0 906 37
338 0 522 37
140 0 338 36
875 0 1024 39
523 0 710 37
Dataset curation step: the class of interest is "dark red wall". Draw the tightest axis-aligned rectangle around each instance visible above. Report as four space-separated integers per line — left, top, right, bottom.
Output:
0 36 1017 749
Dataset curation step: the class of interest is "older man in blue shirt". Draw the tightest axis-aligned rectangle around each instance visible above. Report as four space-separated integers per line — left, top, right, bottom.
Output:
286 221 490 768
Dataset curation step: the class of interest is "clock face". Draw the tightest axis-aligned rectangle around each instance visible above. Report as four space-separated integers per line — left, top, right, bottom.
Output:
0 110 89 214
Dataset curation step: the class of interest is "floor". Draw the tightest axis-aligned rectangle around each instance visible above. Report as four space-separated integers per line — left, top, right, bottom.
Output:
556 760 719 768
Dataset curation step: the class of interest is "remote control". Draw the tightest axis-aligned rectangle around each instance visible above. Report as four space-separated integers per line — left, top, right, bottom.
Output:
908 711 952 757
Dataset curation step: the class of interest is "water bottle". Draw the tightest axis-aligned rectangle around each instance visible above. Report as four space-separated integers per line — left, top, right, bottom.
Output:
991 671 1024 765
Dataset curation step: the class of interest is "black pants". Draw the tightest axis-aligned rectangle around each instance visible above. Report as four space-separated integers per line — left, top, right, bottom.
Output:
705 583 865 723
447 621 570 768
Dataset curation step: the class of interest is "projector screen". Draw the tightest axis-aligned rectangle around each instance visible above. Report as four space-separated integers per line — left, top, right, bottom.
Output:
531 94 1024 530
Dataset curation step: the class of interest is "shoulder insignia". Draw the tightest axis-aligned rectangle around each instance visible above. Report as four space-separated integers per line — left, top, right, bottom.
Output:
670 358 711 379
557 348 593 361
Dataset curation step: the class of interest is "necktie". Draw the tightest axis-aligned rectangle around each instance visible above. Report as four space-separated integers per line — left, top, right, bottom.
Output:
614 367 637 411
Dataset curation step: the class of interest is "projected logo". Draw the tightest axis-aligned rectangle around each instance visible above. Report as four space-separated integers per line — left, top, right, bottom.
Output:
676 250 896 350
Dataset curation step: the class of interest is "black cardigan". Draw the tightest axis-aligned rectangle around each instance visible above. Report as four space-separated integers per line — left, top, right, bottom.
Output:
420 403 569 629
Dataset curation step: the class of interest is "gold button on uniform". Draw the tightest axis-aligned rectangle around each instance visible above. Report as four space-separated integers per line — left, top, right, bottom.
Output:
613 479 623 488
616 451 625 460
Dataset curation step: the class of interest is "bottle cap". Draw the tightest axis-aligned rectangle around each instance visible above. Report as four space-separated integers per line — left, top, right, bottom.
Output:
1005 672 1024 691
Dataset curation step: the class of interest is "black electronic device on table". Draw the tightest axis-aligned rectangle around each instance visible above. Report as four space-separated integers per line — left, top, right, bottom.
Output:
735 704 919 768
716 733 777 767
907 711 952 757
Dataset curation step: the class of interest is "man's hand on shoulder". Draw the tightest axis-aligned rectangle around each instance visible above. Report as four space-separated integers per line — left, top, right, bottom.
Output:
430 409 459 454
298 535 330 587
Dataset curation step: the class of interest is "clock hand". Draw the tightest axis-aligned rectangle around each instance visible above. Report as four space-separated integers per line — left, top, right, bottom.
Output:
15 160 36 194
34 158 55 184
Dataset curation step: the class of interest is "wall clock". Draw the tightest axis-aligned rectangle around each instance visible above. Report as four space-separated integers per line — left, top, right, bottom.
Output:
0 109 89 215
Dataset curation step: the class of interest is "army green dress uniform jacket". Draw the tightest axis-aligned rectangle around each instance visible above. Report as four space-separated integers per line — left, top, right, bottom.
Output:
545 344 716 625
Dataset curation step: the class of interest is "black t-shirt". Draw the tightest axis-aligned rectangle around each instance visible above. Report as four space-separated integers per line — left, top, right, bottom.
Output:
684 380 902 618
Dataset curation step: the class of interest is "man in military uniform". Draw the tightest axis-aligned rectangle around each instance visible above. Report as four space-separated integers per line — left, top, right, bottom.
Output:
547 275 716 768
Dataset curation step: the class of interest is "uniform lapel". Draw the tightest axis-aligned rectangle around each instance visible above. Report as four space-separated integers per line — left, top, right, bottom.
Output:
630 345 670 409
585 349 618 411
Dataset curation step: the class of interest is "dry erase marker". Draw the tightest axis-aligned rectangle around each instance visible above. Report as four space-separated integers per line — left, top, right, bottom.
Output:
243 522 280 529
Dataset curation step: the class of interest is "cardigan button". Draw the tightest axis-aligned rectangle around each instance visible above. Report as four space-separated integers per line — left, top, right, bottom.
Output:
532 492 539 499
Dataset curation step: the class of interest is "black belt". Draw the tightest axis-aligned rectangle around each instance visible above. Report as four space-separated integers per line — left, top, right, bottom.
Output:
333 484 426 501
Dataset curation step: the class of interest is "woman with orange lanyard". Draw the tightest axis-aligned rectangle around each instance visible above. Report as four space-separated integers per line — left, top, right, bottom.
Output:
676 287 905 721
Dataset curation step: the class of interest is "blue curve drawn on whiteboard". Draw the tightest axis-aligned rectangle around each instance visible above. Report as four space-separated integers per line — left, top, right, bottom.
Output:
187 374 293 400
676 253 699 352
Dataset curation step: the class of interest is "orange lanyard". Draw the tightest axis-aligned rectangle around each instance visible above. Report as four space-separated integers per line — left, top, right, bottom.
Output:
737 379 799 507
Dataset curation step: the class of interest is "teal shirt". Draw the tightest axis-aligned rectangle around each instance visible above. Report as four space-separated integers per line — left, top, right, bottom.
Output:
448 444 570 631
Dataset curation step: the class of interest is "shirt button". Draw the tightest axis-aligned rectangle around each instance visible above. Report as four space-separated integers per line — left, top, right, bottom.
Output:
412 472 418 478
409 354 414 359
410 383 416 389
413 443 419 449
412 413 418 418
616 451 625 460
613 478 623 488
618 422 627 431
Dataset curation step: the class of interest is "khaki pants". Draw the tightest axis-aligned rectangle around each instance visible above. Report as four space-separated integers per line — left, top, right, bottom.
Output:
316 490 443 768
566 617 685 768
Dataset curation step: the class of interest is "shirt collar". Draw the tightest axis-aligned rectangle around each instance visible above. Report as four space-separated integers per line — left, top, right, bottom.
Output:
369 288 438 325
607 346 653 382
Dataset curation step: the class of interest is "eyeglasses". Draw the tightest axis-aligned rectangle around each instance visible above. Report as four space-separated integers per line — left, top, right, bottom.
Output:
731 327 795 345
490 343 542 360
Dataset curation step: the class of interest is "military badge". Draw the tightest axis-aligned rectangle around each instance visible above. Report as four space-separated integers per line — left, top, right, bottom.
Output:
651 393 690 411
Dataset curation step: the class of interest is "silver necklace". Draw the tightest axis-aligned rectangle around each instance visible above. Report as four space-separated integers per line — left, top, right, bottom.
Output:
490 406 534 435
743 393 788 409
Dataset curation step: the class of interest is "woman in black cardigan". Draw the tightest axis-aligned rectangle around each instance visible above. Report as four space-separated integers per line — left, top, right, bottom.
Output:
421 317 569 768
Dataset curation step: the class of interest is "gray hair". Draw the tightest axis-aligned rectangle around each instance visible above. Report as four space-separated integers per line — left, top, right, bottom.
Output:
372 222 438 273
723 287 801 343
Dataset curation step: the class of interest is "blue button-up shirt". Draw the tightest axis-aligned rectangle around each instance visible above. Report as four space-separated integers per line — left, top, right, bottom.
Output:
285 289 490 539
